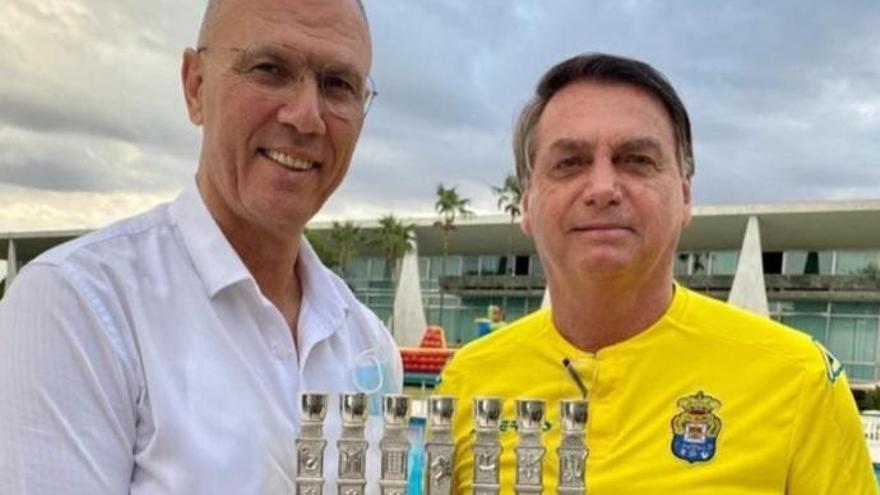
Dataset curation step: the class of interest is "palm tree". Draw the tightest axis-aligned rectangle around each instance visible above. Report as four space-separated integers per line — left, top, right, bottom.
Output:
492 173 523 277
329 221 365 278
373 214 416 289
433 183 474 328
304 228 337 268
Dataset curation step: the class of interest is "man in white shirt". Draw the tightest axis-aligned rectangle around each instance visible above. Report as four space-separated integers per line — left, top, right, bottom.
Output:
0 0 402 493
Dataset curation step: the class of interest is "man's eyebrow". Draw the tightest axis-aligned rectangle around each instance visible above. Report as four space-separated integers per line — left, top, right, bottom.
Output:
616 137 664 155
547 138 594 155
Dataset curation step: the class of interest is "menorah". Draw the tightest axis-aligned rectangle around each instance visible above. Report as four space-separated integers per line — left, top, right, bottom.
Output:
294 393 589 494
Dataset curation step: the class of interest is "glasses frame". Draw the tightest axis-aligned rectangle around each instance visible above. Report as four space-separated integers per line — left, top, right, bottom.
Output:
196 44 378 120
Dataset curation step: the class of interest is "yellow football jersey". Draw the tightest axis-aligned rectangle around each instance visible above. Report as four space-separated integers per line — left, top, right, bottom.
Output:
436 285 877 494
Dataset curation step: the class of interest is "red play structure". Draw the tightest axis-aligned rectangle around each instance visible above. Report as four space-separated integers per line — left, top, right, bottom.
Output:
399 326 455 374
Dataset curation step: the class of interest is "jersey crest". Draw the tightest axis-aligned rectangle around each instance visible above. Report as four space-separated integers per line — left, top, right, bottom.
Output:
813 340 844 383
670 391 722 464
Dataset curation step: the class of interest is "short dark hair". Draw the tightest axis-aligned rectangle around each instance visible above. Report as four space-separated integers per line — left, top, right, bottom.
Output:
513 53 694 185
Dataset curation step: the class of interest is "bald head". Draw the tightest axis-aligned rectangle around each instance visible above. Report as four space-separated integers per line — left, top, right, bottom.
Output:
197 0 369 47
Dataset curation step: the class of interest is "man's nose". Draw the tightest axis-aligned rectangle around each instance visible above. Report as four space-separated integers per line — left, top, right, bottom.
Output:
580 158 622 208
275 74 327 135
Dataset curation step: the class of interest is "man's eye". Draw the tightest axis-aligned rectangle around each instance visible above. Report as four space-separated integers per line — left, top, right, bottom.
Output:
555 156 584 169
322 76 358 97
249 62 285 76
622 154 656 167
241 61 289 86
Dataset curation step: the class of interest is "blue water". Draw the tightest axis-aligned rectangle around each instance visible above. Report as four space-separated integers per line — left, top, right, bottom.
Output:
407 418 426 495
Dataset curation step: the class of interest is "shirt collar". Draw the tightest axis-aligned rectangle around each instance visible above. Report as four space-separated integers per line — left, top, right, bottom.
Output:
296 234 349 334
169 177 352 329
169 177 252 297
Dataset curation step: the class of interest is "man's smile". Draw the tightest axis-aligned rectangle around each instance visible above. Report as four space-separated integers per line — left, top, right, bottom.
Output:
260 148 321 171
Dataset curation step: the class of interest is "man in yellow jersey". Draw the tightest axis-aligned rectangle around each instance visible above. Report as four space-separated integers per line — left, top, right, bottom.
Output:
436 53 877 494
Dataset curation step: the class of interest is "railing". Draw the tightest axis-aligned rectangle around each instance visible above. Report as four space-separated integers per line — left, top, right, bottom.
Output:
862 411 880 463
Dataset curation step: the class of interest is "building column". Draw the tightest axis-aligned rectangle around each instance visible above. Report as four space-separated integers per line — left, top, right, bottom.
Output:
727 215 769 316
392 240 428 347
5 239 18 293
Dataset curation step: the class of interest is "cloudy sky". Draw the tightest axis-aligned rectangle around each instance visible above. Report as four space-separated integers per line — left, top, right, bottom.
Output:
1 0 879 232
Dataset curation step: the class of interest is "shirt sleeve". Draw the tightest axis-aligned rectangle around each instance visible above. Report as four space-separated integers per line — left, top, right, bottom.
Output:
786 349 878 494
0 263 138 494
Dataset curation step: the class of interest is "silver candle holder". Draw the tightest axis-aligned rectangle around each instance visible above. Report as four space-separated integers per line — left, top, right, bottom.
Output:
514 399 546 494
472 397 503 495
557 399 588 494
337 392 369 495
296 393 328 495
379 394 412 495
424 396 456 495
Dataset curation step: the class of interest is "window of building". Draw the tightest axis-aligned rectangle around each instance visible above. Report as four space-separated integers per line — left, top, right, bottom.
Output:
479 255 499 275
831 302 880 316
781 315 827 342
691 252 709 275
369 257 389 281
367 294 393 307
514 256 530 276
349 256 369 280
773 299 878 382
429 255 445 280
828 316 878 381
674 253 690 276
530 255 544 277
762 252 783 274
444 256 463 277
835 250 880 276
462 255 480 276
709 251 739 275
783 250 833 275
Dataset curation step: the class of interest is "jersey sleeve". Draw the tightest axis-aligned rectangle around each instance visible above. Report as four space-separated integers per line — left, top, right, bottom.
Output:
786 344 878 494
0 264 138 494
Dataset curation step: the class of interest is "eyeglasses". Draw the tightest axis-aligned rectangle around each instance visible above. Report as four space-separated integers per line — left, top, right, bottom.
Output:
197 44 377 121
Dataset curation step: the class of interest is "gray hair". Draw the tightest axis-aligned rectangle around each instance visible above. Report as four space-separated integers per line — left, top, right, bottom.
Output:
513 53 694 185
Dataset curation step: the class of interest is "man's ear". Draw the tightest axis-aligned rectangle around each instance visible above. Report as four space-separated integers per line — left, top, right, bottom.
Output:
182 48 205 126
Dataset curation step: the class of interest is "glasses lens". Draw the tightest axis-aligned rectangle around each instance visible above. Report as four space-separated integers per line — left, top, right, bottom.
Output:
230 44 374 121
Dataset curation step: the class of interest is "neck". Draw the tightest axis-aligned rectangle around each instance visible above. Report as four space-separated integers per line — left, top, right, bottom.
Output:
548 272 675 353
197 176 304 331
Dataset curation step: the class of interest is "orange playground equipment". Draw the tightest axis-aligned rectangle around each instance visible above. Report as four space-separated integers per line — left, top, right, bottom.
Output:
400 326 455 375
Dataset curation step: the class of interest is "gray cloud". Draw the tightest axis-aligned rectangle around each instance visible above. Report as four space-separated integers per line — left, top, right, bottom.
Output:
1 0 879 230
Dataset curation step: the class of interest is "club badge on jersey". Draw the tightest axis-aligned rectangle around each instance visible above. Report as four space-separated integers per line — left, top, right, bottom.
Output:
813 340 844 383
670 390 722 464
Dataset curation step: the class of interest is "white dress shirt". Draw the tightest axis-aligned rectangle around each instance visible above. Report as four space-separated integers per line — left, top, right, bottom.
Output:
0 180 403 494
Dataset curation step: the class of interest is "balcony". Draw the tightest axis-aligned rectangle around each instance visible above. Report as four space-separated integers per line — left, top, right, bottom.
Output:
679 274 880 301
438 274 547 297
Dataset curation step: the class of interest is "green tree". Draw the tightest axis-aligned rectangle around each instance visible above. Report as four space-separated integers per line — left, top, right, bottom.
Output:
433 183 474 328
304 228 337 268
857 263 880 280
373 214 416 290
328 221 366 278
858 386 880 410
492 172 523 277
